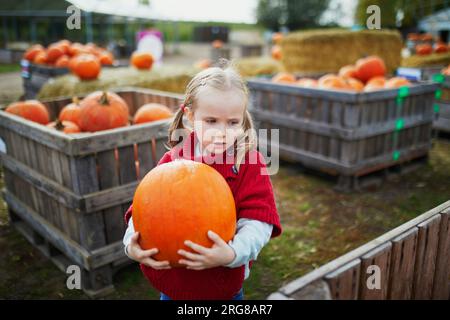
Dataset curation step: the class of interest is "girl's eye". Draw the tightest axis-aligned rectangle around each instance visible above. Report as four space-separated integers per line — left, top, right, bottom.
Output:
229 120 239 126
205 119 216 124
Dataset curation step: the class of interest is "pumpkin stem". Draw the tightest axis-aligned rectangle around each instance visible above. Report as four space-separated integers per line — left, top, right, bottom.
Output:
55 119 64 131
99 91 110 105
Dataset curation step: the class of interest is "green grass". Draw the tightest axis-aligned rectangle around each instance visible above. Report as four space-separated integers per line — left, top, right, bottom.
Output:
0 64 20 74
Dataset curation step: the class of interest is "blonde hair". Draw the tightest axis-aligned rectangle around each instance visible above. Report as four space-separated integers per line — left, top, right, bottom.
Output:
168 60 256 170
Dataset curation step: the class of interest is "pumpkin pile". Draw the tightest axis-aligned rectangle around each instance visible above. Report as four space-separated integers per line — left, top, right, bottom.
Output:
271 56 411 92
132 159 236 267
23 40 115 81
4 91 173 134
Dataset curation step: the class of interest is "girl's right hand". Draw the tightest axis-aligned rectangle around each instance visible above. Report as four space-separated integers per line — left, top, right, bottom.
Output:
126 232 171 270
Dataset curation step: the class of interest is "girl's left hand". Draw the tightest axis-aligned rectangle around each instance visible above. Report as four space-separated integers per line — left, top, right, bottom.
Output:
178 230 236 270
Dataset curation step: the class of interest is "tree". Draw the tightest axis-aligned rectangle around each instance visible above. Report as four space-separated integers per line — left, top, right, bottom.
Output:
256 0 331 31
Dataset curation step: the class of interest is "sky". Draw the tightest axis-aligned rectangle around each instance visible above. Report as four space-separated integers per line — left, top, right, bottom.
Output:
69 0 356 26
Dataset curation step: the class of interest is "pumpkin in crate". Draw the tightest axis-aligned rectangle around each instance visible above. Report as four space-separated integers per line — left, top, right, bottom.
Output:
47 119 81 134
78 91 129 132
133 103 173 124
59 97 81 125
363 76 386 92
55 55 70 68
131 51 154 70
46 43 65 64
5 100 50 124
318 74 349 90
132 159 237 267
71 54 101 80
24 44 45 62
338 65 358 79
272 72 296 84
385 77 410 88
296 78 317 88
33 51 48 65
355 56 386 83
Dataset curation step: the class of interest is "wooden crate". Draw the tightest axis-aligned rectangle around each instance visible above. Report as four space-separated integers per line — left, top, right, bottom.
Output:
0 87 183 297
267 200 450 300
248 79 439 191
433 74 450 134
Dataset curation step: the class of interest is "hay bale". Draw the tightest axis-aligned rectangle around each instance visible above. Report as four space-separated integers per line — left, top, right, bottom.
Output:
401 52 450 68
234 57 283 78
37 65 197 100
280 29 402 74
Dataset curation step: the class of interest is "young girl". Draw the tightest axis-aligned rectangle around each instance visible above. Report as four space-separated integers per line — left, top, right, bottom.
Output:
122 62 282 300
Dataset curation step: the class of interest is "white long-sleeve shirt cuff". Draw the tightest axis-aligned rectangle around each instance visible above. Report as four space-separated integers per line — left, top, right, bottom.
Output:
225 218 273 268
123 216 135 258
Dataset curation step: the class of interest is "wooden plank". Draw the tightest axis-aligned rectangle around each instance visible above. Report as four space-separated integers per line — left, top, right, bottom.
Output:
279 201 450 296
413 214 441 299
358 242 392 299
324 259 361 299
137 141 153 179
388 228 418 299
432 209 450 299
118 145 137 185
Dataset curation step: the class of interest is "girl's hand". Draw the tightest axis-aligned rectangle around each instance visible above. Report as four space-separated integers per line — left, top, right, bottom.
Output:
126 232 171 270
178 230 236 270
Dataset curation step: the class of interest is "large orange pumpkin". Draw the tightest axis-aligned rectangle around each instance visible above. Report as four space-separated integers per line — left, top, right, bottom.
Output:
132 159 237 267
133 103 173 124
78 91 129 132
47 119 81 134
72 54 101 80
5 100 50 124
131 51 154 70
355 56 386 83
59 97 81 125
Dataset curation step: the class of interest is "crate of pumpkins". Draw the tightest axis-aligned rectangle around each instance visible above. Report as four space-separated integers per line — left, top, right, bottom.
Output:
247 56 438 190
0 87 182 297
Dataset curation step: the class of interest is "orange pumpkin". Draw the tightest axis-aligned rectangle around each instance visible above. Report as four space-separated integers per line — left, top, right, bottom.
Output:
132 159 236 267
345 77 364 92
46 44 65 63
72 54 101 80
415 43 433 55
385 77 410 88
364 76 386 91
133 103 173 124
131 51 154 70
59 97 81 125
68 42 89 57
55 55 70 68
33 51 48 65
318 74 349 90
98 51 114 65
5 100 50 124
338 65 358 79
47 120 81 134
56 40 71 55
272 72 296 84
212 40 224 49
296 78 317 88
24 44 45 62
434 43 448 54
355 56 386 83
78 91 129 132
271 45 282 61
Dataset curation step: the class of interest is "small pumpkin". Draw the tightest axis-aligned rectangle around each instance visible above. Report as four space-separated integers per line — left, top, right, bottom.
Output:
345 77 364 92
434 42 448 54
46 44 65 63
24 44 45 62
33 51 48 65
133 103 173 124
212 40 224 49
296 78 317 88
47 119 81 134
415 44 433 55
55 55 70 68
5 100 50 124
56 40 71 55
338 65 358 79
72 54 101 80
385 77 410 88
98 51 114 65
78 91 129 132
59 97 81 125
364 76 386 92
318 74 349 90
272 72 296 84
355 56 386 83
271 45 282 61
132 159 236 267
131 51 154 70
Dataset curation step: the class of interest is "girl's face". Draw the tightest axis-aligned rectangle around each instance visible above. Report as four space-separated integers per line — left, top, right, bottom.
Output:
187 87 246 155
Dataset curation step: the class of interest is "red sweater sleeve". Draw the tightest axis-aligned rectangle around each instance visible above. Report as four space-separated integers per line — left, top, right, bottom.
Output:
124 150 172 225
235 151 282 238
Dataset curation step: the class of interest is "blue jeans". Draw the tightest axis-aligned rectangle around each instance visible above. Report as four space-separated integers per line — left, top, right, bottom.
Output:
160 288 244 300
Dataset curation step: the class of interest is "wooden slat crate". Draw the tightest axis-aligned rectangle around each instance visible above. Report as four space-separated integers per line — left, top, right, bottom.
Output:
433 74 450 134
267 200 450 300
248 78 439 191
0 87 183 297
